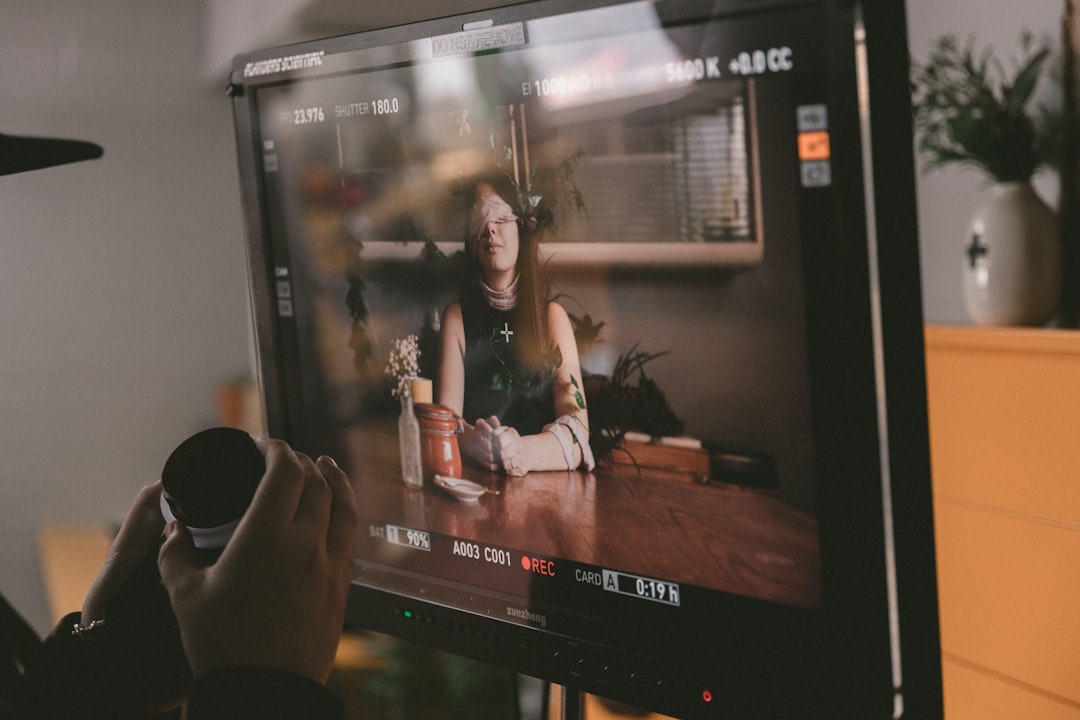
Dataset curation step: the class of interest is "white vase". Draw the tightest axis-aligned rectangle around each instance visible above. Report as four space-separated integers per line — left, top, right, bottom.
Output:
962 182 1062 326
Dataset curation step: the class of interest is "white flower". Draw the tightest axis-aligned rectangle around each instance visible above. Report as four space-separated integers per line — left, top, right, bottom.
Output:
385 334 421 398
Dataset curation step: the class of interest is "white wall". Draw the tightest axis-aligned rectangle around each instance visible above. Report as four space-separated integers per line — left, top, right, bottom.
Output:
0 0 255 634
905 0 1066 324
203 0 311 81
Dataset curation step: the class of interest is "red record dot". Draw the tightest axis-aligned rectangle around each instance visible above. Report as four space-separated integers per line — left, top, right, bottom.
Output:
521 556 532 570
702 690 713 703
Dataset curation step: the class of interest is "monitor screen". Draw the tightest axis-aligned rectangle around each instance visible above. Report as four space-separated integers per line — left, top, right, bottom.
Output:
229 0 941 716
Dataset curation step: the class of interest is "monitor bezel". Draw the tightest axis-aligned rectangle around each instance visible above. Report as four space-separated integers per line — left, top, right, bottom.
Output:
228 0 941 716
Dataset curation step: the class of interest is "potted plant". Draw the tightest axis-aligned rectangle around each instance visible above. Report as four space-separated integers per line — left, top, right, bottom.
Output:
911 31 1062 326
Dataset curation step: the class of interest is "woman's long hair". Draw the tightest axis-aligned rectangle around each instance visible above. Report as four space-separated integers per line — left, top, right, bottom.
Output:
459 169 551 363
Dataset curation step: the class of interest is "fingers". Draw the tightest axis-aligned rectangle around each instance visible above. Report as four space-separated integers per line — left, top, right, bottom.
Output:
490 425 518 450
493 427 524 476
318 455 358 566
82 482 165 623
482 417 505 468
466 420 499 470
499 449 522 472
243 438 306 528
480 422 519 474
158 521 202 600
113 482 167 559
231 440 354 562
490 424 515 441
292 452 333 530
472 418 493 438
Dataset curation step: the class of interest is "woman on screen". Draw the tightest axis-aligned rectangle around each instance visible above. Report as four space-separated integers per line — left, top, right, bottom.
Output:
437 171 594 476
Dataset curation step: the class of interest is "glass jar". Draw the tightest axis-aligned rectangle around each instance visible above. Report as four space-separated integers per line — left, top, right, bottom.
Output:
413 402 463 482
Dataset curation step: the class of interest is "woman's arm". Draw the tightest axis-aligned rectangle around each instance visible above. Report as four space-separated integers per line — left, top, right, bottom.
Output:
547 301 589 422
437 302 500 471
436 302 465 417
493 302 591 475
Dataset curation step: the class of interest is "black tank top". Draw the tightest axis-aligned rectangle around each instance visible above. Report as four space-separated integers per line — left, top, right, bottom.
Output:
459 290 553 435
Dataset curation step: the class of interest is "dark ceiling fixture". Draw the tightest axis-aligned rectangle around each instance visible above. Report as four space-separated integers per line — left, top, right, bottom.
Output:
0 132 103 176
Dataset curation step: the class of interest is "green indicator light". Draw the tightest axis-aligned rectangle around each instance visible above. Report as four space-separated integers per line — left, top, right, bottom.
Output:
403 610 414 619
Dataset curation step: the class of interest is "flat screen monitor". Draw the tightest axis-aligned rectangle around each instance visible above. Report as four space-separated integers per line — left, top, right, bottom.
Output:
229 0 942 716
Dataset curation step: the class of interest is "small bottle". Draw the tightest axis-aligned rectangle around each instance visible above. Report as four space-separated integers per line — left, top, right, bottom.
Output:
399 393 424 488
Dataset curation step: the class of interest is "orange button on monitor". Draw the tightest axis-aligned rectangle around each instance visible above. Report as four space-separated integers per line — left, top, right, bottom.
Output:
798 131 830 161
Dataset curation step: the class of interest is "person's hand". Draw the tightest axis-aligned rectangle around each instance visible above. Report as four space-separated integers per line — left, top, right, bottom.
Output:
490 423 525 476
81 481 165 626
460 417 527 475
158 439 359 684
80 481 191 715
460 416 500 471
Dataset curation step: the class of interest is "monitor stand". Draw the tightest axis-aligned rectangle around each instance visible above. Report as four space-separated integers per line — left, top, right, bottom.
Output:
560 685 583 720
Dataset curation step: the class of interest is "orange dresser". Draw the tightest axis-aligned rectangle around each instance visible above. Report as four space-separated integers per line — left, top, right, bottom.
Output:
924 325 1080 719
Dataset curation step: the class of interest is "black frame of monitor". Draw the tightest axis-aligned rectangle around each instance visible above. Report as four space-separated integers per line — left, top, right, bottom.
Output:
228 0 942 716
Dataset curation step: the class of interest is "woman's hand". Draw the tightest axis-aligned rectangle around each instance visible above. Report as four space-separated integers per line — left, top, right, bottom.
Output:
158 439 359 684
460 417 499 471
489 421 526 476
460 417 527 476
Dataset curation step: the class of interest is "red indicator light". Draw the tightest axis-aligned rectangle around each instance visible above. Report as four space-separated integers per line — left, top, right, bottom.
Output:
521 556 556 576
702 690 713 703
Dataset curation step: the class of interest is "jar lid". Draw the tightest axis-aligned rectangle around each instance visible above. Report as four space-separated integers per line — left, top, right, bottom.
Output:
413 402 457 420
413 403 463 432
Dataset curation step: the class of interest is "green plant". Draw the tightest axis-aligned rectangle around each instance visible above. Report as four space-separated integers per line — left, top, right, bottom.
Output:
584 344 685 465
910 31 1058 182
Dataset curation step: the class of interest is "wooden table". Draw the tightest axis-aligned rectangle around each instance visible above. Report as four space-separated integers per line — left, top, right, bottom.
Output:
344 429 820 608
